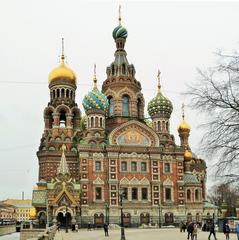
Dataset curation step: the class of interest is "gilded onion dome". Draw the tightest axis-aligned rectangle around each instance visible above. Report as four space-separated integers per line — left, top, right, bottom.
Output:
178 104 191 133
48 55 76 85
82 65 109 112
184 149 192 161
147 71 173 118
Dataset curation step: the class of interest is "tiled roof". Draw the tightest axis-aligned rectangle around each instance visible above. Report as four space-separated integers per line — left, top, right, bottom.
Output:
184 173 200 185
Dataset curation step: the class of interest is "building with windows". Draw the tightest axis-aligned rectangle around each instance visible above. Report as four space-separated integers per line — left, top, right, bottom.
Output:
3 199 32 222
0 202 16 223
32 12 215 227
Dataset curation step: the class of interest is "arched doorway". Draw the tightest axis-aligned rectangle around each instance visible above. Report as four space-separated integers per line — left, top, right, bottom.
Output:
57 212 72 228
140 213 150 225
38 211 47 228
165 213 174 225
94 213 104 227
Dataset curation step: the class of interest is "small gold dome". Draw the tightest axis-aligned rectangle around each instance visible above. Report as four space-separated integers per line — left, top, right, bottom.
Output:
178 119 191 133
48 55 76 85
29 207 36 220
184 149 192 161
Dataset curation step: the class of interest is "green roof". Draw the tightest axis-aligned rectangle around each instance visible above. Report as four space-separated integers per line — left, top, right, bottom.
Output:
184 173 200 185
204 201 218 209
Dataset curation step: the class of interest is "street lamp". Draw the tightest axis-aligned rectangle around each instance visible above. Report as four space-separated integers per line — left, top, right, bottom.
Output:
119 189 126 240
105 203 109 225
158 203 162 228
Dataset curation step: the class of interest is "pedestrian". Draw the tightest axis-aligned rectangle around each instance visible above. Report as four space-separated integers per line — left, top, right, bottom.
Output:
208 222 217 240
236 223 239 240
182 222 187 232
223 222 230 240
179 221 183 232
103 223 109 237
75 224 78 232
88 222 91 231
192 223 198 240
187 221 194 240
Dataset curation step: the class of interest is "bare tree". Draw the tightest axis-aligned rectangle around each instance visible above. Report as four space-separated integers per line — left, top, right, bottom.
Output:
187 51 239 181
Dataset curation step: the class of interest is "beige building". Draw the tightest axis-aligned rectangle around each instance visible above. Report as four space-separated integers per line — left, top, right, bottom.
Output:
3 199 33 222
0 202 16 222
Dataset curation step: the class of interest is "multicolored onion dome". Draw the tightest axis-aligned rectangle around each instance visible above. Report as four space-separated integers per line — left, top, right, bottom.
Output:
147 92 173 118
82 87 109 112
112 25 128 40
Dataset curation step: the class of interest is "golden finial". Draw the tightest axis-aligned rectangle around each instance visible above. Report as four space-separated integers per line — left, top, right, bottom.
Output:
93 64 97 89
61 37 65 63
157 69 161 93
118 5 122 25
61 144 66 153
182 103 185 120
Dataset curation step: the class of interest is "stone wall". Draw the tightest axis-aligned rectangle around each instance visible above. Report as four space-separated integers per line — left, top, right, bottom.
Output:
20 226 56 240
0 225 16 236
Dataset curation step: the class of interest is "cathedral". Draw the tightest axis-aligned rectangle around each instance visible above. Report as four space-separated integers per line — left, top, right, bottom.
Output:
32 11 214 228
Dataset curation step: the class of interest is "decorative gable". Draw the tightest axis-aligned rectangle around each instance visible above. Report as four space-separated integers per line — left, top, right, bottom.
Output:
109 120 159 147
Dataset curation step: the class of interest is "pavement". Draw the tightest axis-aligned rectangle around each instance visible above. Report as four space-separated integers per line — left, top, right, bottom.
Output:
54 228 237 240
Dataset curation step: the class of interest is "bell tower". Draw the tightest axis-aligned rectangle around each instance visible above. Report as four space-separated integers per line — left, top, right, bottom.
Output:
37 39 81 182
102 6 145 131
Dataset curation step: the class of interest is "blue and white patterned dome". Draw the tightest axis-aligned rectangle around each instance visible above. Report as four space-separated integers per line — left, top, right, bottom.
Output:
112 25 128 40
82 87 109 113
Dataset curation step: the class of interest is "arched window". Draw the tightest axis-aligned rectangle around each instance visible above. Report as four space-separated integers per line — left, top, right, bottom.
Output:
100 118 103 128
57 89 60 98
61 89 65 98
195 189 199 201
49 112 54 129
162 121 165 131
166 122 169 131
122 95 129 116
91 117 94 128
70 91 73 99
108 97 114 117
53 91 55 99
59 111 66 128
122 64 126 74
112 65 115 75
66 89 69 98
158 121 161 131
187 189 191 201
95 117 99 128
137 98 141 119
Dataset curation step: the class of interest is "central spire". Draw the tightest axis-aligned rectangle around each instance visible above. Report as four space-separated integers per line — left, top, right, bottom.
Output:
61 37 65 63
93 64 97 89
118 5 122 25
157 69 161 94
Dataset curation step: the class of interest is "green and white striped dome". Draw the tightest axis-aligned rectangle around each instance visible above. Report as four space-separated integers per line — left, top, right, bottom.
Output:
112 25 128 40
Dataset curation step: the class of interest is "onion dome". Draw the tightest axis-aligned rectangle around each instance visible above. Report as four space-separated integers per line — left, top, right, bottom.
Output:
184 149 192 161
82 65 109 113
112 5 128 40
113 25 128 40
178 104 191 133
48 55 76 85
147 70 173 118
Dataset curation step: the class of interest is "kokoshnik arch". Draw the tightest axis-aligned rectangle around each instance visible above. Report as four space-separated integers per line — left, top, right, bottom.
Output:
31 9 216 228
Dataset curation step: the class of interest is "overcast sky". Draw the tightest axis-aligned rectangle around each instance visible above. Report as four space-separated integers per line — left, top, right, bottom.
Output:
0 0 239 200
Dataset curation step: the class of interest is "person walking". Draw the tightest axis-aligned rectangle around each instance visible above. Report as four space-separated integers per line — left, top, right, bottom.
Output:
103 223 109 237
223 222 230 240
192 223 198 240
236 223 239 240
87 222 91 231
208 222 217 240
187 221 194 240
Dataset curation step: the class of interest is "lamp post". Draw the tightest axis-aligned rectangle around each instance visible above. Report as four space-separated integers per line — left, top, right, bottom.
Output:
105 203 109 225
119 189 126 240
158 203 162 228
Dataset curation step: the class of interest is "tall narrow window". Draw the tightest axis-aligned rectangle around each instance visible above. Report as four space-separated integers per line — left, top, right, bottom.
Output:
142 188 148 200
108 97 114 117
122 95 129 116
95 161 101 171
122 64 126 74
165 188 171 201
66 89 69 98
95 117 99 128
61 89 65 98
131 162 137 172
59 111 66 128
122 187 128 200
100 118 103 127
91 117 94 128
57 89 60 98
95 187 102 200
121 161 127 172
195 189 199 201
49 112 54 128
141 162 147 172
158 121 161 131
112 65 115 75
132 188 138 200
137 98 141 119
187 189 191 201
164 163 171 173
